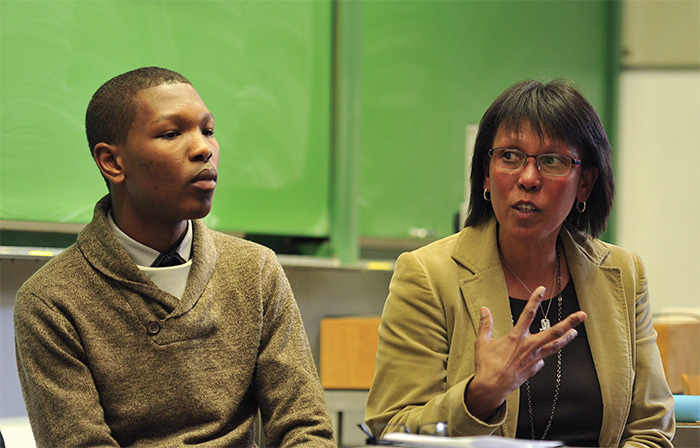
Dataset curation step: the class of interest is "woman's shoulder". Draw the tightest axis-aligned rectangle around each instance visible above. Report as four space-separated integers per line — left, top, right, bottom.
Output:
413 232 462 255
564 224 642 268
406 232 464 266
404 223 496 273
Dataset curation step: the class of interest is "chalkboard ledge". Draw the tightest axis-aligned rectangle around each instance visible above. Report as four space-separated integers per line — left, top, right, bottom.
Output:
0 245 394 272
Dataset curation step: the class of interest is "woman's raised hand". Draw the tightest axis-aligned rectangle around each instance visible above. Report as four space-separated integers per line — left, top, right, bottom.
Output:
465 286 586 422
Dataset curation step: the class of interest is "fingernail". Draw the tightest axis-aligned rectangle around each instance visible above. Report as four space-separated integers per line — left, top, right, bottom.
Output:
480 307 487 318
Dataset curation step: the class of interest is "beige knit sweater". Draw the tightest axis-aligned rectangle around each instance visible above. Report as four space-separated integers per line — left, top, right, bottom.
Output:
14 196 335 447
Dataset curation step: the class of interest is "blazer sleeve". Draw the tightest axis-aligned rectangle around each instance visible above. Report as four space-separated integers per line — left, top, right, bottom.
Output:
365 251 507 437
253 252 336 447
620 253 675 447
14 290 119 447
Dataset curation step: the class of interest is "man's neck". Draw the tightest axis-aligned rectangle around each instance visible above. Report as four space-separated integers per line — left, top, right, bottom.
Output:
108 210 193 265
109 210 188 254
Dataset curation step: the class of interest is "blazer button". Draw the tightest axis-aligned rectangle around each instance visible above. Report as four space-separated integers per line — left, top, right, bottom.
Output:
146 321 161 335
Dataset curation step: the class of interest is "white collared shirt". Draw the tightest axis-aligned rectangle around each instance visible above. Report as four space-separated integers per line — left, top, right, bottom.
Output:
107 211 192 299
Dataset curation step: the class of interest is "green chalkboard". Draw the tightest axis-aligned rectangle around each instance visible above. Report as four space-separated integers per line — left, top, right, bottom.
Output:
0 0 332 237
359 0 614 240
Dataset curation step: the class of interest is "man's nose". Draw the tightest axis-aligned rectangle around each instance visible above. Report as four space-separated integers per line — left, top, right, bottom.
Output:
191 134 214 162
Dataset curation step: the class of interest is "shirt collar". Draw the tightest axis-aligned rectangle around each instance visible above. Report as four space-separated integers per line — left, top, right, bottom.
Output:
107 210 193 267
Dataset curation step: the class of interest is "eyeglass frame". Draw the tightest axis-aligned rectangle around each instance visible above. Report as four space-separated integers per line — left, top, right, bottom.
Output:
488 147 582 176
360 421 449 442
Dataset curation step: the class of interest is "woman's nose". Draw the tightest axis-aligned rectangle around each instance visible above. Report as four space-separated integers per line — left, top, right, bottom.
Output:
518 158 542 189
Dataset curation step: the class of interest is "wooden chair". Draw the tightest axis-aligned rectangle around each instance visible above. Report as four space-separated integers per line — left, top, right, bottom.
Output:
681 373 700 395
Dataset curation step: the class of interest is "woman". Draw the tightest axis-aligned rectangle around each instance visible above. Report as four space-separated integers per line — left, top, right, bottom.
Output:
365 80 674 447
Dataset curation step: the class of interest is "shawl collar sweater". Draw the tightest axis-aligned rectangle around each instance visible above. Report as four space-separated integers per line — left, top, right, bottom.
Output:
15 195 335 447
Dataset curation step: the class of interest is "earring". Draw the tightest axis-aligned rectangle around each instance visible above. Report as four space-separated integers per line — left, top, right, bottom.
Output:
483 189 491 202
576 200 586 213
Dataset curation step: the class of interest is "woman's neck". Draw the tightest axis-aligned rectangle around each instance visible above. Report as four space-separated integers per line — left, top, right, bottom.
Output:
498 232 560 297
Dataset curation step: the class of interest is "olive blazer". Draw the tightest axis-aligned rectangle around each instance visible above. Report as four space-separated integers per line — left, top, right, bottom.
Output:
365 218 674 447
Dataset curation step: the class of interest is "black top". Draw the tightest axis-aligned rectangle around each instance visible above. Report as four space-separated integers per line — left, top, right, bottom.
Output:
509 280 603 446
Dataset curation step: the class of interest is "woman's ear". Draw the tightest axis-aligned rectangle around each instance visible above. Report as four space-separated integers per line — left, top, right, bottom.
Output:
577 166 598 202
94 143 125 186
483 163 491 191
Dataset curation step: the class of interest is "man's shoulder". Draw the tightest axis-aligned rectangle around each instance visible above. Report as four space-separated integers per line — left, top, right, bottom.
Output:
205 229 278 266
16 243 86 302
209 230 273 253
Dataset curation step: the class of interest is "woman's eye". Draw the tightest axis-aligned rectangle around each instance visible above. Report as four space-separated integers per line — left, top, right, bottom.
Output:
501 150 520 161
203 128 215 137
542 155 564 166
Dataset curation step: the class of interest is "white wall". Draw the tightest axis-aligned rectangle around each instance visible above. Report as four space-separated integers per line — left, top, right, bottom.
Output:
617 69 700 314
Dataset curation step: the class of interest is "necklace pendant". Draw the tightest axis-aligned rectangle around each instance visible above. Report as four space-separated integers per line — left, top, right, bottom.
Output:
540 318 551 332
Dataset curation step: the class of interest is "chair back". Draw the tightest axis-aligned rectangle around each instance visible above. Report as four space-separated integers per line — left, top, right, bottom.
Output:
681 373 700 395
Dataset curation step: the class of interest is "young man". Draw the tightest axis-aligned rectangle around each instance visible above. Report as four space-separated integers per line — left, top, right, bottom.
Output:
14 67 335 447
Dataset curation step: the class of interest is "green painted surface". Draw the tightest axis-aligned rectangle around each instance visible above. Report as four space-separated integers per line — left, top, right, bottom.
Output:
359 0 614 240
0 0 617 249
330 0 363 264
0 0 332 237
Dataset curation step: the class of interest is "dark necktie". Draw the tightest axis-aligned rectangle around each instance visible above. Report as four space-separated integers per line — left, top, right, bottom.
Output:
151 250 186 267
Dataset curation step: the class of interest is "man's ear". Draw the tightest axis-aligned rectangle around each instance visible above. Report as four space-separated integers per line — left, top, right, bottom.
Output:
94 142 125 185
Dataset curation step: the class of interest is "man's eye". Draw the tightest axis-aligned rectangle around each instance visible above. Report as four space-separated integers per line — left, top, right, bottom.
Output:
161 131 179 139
203 128 215 137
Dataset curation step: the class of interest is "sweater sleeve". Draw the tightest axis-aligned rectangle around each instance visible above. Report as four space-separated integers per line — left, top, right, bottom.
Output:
14 290 119 447
364 251 506 438
253 252 336 447
619 253 675 447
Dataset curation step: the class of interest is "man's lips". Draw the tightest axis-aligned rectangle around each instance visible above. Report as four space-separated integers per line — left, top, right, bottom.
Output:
192 168 217 189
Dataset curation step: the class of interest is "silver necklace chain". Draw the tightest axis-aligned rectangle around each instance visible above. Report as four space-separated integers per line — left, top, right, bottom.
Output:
501 246 558 331
503 243 563 440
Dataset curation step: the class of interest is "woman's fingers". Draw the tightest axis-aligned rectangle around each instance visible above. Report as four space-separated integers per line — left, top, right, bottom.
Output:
538 311 587 357
511 308 587 379
472 293 586 401
538 310 586 343
513 286 546 335
541 329 578 358
477 306 494 342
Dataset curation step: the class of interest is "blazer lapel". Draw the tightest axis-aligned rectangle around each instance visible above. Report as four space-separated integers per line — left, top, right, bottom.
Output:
561 227 632 446
452 219 513 338
452 219 520 437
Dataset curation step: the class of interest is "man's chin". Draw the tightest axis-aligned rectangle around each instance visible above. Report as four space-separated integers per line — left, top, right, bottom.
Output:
185 200 214 221
189 208 212 221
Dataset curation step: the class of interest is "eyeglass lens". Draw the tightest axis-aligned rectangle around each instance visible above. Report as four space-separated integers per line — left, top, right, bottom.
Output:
372 422 448 437
491 148 575 176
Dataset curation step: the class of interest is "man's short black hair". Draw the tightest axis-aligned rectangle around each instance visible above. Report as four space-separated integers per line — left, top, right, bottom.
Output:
85 67 191 155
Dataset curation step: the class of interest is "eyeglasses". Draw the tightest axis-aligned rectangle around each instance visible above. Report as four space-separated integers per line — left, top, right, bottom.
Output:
489 148 581 176
359 421 449 443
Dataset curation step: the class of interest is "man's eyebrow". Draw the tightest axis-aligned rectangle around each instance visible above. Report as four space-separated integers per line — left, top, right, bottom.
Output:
151 111 215 124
